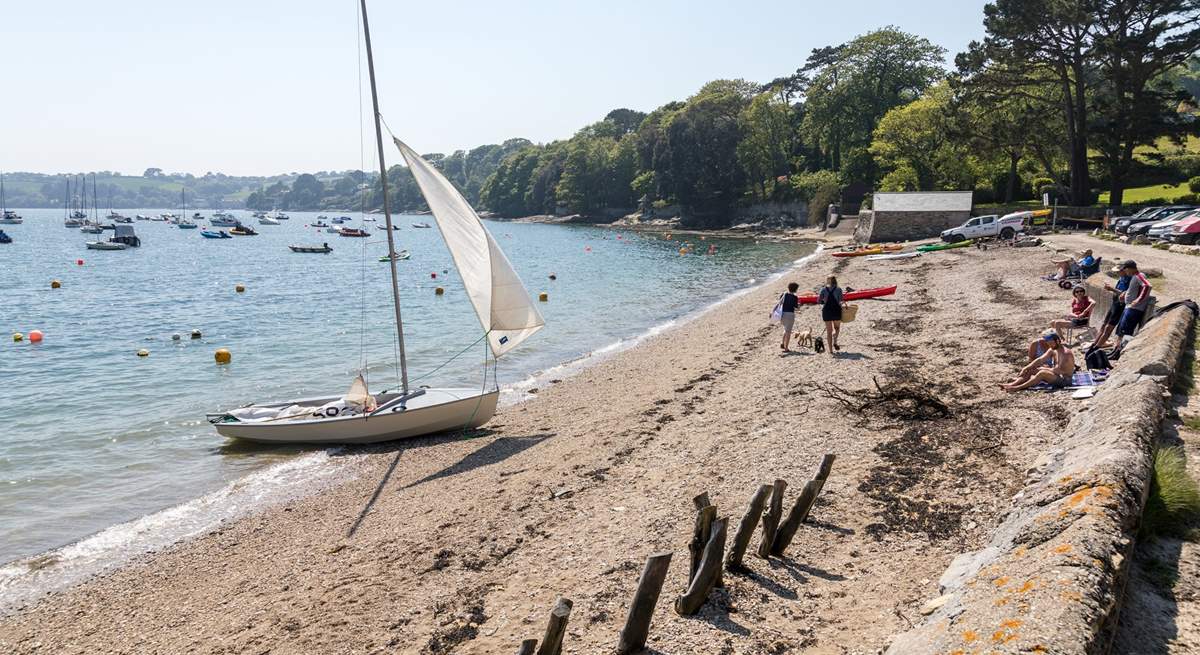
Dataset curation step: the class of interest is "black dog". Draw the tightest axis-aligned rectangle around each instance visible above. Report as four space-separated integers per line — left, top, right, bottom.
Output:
813 336 825 353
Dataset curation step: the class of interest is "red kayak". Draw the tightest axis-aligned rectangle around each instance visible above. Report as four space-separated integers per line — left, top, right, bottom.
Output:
797 285 897 305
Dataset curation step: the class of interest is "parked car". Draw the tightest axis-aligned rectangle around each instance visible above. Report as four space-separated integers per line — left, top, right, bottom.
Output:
940 212 1026 242
1168 213 1200 244
1113 205 1191 234
1147 209 1200 240
1127 207 1195 236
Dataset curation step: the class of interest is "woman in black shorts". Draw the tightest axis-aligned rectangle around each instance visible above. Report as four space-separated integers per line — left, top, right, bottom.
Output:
818 275 845 353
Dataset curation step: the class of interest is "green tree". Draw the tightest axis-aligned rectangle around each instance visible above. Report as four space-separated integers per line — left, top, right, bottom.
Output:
737 92 794 200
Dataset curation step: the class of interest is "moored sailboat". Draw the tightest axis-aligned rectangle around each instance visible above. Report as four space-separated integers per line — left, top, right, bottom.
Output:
207 0 543 444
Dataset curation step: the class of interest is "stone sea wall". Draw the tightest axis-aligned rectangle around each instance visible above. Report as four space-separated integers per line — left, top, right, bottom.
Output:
885 305 1194 654
856 209 971 243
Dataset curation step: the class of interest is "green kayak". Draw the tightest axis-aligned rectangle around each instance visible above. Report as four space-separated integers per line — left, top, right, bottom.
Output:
917 240 972 252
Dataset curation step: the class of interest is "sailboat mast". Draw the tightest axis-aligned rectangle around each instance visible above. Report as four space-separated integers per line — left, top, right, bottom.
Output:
359 0 410 395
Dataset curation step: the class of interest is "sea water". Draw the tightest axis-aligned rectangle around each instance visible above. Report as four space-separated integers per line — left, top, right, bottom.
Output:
0 209 814 604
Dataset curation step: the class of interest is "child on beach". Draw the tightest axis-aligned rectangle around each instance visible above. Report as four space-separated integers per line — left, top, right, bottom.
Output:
779 282 800 351
1049 286 1095 341
1002 332 1075 392
818 276 845 353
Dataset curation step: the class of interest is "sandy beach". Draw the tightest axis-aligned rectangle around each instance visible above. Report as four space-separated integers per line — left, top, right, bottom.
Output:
0 239 1143 653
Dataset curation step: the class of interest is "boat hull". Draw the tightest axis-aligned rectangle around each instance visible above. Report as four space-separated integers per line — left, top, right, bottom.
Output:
797 285 897 305
212 387 499 444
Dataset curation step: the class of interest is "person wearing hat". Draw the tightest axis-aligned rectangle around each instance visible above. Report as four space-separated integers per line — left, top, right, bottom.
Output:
1116 260 1152 338
1001 331 1075 392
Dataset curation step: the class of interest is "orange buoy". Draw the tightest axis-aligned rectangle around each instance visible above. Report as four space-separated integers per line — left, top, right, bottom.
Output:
214 348 232 364
28 330 43 343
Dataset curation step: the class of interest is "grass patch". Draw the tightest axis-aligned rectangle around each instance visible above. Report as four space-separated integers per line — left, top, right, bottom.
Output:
1153 242 1172 250
1100 182 1192 204
1141 446 1200 540
1142 555 1181 590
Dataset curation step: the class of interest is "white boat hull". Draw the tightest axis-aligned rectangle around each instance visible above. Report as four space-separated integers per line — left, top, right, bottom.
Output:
86 241 128 250
212 387 498 444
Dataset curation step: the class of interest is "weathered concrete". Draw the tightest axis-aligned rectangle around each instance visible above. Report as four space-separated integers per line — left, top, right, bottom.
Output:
885 306 1194 655
856 208 971 243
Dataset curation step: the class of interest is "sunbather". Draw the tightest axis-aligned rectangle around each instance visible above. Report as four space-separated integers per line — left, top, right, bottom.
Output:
1049 286 1095 341
1049 249 1094 280
1002 332 1075 392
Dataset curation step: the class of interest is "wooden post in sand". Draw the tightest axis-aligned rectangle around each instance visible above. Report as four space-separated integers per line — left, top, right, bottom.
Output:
815 454 836 482
516 639 538 655
616 552 673 654
772 480 824 556
535 597 573 655
688 493 716 583
674 518 728 616
726 484 772 571
756 479 787 559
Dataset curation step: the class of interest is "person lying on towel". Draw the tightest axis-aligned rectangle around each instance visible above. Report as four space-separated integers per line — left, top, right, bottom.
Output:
1001 332 1075 392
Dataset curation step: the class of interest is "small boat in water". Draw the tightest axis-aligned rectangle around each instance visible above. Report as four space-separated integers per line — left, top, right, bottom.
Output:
210 215 238 227
325 226 341 233
338 227 370 237
259 215 281 225
80 223 105 234
178 219 199 229
379 249 410 262
332 216 350 224
312 221 330 228
0 210 21 225
0 229 11 243
411 222 431 228
201 230 232 239
229 224 259 236
135 214 152 221
290 243 334 254
85 240 127 250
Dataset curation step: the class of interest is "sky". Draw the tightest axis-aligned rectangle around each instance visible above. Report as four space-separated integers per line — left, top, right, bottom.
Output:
0 0 991 177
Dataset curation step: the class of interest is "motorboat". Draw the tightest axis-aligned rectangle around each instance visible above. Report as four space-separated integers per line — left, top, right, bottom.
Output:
135 214 152 221
210 214 238 227
332 216 350 224
259 215 281 225
85 240 127 250
201 230 232 239
0 210 22 225
338 227 370 237
207 0 543 445
290 243 334 254
0 229 11 244
312 221 330 227
80 223 105 234
411 222 432 228
379 250 410 261
229 224 259 236
325 226 341 233
178 219 199 229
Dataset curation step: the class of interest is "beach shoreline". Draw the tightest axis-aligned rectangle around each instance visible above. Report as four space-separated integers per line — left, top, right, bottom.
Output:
1 242 1088 654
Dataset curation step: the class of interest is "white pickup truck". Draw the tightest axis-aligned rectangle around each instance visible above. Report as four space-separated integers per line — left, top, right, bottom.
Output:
939 212 1027 243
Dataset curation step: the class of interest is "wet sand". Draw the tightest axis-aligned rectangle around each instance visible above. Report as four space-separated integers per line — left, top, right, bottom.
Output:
1 243 1088 654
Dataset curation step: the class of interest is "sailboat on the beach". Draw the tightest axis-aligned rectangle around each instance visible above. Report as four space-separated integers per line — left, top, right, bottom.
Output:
207 0 544 444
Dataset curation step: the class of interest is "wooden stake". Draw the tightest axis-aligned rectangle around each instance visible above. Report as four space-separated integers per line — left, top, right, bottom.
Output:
674 518 728 616
616 552 673 654
535 597 573 655
726 484 772 571
516 639 538 655
814 454 836 482
756 479 787 559
771 479 824 556
688 505 717 583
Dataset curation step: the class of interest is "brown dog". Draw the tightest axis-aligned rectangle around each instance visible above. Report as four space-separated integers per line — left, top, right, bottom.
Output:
795 329 813 349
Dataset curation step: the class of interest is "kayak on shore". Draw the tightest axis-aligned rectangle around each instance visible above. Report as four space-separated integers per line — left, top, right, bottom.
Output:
917 240 972 252
797 285 897 304
830 244 904 258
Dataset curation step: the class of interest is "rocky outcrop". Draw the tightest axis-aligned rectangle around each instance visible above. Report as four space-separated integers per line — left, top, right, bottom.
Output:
885 306 1194 655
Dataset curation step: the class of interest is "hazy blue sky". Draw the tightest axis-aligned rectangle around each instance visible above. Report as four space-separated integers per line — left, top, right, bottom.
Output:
1 0 990 176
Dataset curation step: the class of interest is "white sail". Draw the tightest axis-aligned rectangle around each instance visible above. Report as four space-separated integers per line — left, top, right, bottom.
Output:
393 138 544 357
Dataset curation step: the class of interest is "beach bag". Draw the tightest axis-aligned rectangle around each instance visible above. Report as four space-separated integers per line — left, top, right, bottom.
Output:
1084 347 1111 371
841 304 859 323
769 294 784 323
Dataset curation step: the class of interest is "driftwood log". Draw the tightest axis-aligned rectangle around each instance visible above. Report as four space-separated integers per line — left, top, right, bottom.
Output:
616 552 673 654
674 518 728 616
516 639 538 655
756 479 787 559
535 597 573 655
815 454 836 482
771 479 824 556
726 483 772 571
688 504 717 585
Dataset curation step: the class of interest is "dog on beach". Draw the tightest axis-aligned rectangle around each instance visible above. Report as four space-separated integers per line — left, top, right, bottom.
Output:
795 328 813 349
813 336 825 353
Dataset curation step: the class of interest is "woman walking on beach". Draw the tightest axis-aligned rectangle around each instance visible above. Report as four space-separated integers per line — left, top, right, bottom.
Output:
778 282 800 351
818 276 845 353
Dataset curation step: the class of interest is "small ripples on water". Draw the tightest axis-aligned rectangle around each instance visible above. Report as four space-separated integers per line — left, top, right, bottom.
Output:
0 209 813 569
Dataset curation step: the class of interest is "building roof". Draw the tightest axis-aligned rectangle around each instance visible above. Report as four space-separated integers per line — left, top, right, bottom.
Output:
874 191 973 212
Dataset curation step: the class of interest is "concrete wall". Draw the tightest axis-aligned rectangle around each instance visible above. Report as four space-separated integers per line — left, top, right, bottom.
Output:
885 306 1195 655
857 209 971 243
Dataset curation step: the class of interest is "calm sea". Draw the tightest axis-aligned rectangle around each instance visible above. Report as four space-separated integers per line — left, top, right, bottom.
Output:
0 209 815 606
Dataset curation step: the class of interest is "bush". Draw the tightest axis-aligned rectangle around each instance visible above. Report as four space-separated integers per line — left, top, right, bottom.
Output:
810 183 841 226
1141 446 1200 540
1190 176 1200 194
1031 176 1055 192
790 169 841 201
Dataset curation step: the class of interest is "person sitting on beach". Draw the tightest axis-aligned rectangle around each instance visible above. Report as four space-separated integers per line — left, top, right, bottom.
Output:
1049 285 1095 341
1002 332 1075 392
779 282 800 351
1049 249 1094 280
818 276 846 353
1093 271 1131 349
